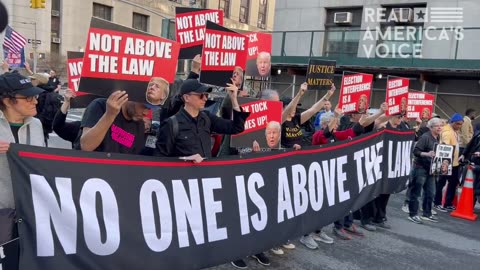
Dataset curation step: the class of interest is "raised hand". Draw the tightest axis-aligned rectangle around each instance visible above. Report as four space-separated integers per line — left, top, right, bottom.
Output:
106 90 128 117
334 104 342 117
64 89 76 102
2 60 9 72
191 54 202 74
327 83 336 98
226 78 239 97
299 82 308 96
379 102 388 113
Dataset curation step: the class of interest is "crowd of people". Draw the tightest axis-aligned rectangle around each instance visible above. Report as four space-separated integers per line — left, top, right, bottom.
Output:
1 57 479 269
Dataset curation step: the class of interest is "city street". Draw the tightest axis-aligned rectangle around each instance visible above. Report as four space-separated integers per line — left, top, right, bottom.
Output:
210 194 480 270
47 120 480 270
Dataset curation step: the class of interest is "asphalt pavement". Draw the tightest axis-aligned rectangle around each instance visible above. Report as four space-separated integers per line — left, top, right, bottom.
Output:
208 193 480 270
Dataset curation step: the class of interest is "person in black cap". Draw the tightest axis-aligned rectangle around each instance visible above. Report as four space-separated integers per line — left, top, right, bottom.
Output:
75 90 150 155
155 79 249 162
0 72 45 244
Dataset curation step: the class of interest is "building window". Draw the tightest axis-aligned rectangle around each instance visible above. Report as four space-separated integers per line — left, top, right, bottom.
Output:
52 0 60 11
324 27 361 57
133 13 149 32
188 0 207 8
93 3 112 21
219 0 230 18
239 0 249 23
257 0 267 29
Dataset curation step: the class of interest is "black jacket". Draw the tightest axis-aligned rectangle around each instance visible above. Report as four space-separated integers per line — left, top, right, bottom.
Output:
155 107 249 158
462 132 480 164
413 131 439 170
52 110 81 146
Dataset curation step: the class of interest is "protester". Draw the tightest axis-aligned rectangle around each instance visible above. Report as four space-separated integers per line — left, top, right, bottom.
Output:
32 73 61 146
155 79 249 160
408 117 443 224
0 72 45 244
459 131 480 205
434 113 464 212
324 103 388 236
76 90 149 154
313 100 333 131
459 108 475 153
281 82 335 149
340 104 388 232
404 113 441 213
52 89 81 147
371 114 409 229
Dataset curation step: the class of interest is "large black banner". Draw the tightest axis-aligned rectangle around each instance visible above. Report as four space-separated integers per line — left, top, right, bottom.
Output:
0 238 19 270
7 129 414 270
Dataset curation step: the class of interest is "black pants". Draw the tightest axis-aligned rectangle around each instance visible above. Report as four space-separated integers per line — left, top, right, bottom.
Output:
434 166 460 207
373 194 390 223
359 200 375 225
334 213 353 229
0 208 15 244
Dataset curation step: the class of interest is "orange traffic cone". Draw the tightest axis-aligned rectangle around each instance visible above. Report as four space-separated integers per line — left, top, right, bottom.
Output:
451 165 478 221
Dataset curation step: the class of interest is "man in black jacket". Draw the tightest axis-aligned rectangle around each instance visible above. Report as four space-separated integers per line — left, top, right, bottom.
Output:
460 132 480 204
408 117 443 224
155 79 249 162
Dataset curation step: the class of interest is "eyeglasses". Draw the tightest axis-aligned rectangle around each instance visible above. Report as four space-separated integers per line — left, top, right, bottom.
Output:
188 93 209 99
15 95 39 102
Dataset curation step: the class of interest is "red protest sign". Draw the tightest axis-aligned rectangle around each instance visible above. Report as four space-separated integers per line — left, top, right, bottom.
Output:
407 91 436 120
67 51 84 93
338 72 373 114
4 49 24 68
176 7 223 59
244 32 272 77
385 76 409 116
79 17 180 104
200 21 248 87
231 97 283 148
67 51 99 108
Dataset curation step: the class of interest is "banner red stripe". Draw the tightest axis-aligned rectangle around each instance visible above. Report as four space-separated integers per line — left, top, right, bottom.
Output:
18 130 412 167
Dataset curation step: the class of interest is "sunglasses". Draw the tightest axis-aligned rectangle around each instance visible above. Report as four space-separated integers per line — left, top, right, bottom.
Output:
188 92 209 99
15 95 39 102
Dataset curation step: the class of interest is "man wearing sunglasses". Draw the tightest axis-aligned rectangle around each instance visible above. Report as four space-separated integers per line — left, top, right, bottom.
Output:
0 72 46 244
155 79 249 162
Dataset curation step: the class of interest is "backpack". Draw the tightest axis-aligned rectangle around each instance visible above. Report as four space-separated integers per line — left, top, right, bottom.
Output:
37 92 62 134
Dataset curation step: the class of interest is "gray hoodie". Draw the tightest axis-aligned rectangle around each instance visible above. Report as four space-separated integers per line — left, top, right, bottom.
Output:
0 110 45 209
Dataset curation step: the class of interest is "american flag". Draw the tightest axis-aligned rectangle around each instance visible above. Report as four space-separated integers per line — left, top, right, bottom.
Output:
3 25 27 54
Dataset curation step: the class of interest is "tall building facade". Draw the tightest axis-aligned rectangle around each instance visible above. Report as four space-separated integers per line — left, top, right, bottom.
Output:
1 0 276 74
270 0 480 118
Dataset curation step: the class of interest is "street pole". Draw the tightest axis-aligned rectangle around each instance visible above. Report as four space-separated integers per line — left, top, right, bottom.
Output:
33 22 37 73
